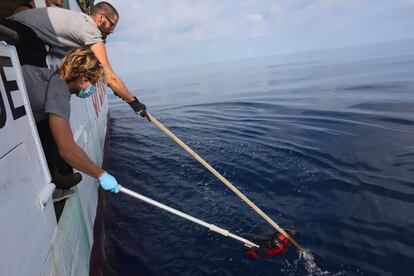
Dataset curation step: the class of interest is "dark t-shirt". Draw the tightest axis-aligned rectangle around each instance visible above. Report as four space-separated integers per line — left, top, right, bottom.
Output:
22 65 71 123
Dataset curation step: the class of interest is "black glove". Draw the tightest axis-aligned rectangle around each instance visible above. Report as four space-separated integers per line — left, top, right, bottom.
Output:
128 96 150 121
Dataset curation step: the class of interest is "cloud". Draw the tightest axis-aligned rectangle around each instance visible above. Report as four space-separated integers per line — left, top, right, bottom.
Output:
246 14 264 23
107 0 283 52
103 0 414 72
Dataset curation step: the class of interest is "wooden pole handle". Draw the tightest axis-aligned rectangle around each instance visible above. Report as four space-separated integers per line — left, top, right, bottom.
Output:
146 112 303 252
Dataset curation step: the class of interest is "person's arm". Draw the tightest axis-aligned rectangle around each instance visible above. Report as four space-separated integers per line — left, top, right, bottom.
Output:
89 42 149 119
89 42 134 102
49 113 104 178
49 114 119 192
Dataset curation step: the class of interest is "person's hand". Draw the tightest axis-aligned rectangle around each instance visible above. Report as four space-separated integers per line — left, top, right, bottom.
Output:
98 171 120 193
128 96 151 121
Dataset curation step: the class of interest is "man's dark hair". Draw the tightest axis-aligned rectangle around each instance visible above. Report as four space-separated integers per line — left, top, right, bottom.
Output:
90 1 119 19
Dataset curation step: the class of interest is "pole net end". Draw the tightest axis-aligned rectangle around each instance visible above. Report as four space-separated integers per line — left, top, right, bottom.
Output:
245 232 292 260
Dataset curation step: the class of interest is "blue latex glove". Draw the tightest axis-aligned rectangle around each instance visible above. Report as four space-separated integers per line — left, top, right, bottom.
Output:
98 171 120 193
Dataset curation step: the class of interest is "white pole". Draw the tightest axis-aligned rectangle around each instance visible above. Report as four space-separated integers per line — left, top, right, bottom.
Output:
119 186 259 248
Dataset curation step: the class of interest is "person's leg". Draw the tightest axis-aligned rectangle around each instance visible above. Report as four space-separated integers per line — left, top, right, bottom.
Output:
37 120 58 175
36 120 82 189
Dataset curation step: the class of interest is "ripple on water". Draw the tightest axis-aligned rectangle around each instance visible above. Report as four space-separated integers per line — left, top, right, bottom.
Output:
106 41 414 275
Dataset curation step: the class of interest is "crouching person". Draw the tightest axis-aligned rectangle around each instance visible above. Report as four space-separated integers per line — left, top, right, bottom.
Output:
23 46 119 193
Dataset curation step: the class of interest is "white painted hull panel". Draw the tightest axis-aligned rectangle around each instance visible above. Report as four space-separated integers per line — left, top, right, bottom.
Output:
0 33 109 275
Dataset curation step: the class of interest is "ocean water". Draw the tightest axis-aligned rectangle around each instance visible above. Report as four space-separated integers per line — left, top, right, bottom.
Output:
104 39 414 275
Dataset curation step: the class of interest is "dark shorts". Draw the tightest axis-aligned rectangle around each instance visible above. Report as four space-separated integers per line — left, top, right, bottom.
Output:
0 19 48 67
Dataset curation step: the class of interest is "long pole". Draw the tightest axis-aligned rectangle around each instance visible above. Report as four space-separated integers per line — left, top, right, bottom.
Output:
119 185 259 248
146 112 303 252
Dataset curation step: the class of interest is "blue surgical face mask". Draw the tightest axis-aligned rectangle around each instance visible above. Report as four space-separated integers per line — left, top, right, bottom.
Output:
77 83 96 98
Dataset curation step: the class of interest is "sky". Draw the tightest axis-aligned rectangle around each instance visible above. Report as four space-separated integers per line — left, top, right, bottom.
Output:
101 0 414 73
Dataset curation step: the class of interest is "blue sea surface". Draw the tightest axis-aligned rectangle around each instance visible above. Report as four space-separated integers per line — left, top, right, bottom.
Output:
105 39 414 275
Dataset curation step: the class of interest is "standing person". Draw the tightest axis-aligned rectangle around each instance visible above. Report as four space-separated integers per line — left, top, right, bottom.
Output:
23 47 120 193
6 1 149 118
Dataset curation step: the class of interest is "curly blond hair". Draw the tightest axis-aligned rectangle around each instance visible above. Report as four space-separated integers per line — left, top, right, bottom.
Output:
58 47 106 83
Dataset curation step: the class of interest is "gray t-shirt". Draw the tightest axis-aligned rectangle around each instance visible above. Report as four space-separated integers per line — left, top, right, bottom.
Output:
9 7 102 52
22 65 71 123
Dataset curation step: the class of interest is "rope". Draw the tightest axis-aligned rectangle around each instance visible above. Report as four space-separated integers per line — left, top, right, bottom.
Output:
146 112 303 252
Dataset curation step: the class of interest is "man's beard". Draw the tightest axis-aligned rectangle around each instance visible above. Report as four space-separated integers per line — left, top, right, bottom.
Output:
98 22 109 40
